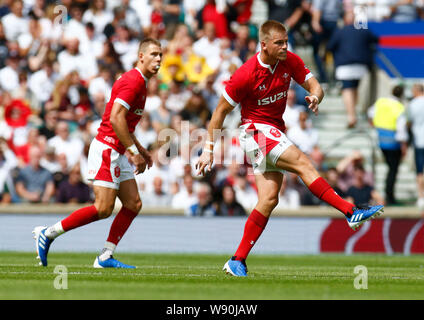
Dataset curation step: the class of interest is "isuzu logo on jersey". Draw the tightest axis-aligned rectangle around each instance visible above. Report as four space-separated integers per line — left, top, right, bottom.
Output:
257 91 287 106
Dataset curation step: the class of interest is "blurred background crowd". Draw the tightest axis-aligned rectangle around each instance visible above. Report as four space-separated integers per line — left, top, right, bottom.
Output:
0 0 423 215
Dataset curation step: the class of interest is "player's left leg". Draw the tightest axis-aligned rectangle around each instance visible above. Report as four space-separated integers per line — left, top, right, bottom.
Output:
94 178 141 269
275 145 383 229
224 171 283 277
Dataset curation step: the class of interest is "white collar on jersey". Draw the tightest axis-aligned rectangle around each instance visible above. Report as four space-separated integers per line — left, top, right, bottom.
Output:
257 53 279 74
135 67 149 87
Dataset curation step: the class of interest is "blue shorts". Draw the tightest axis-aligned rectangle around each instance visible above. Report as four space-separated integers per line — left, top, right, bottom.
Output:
341 80 360 89
415 148 424 174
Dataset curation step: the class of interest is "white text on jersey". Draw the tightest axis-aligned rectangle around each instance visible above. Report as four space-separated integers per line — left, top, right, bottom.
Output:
257 91 287 106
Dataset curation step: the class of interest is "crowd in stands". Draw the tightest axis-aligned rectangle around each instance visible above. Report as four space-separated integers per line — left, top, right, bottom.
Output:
0 0 422 214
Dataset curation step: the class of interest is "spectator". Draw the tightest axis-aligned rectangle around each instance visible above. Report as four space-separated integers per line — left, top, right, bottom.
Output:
233 167 257 211
119 0 143 38
275 175 301 210
38 109 58 140
201 74 219 112
407 83 424 209
310 0 343 84
56 163 91 203
82 0 113 37
217 185 246 216
144 76 161 113
57 37 98 82
325 167 346 199
39 145 61 174
96 39 124 77
165 80 191 113
179 88 211 129
141 176 172 207
283 88 306 130
346 164 385 207
39 3 64 46
186 182 216 216
47 71 79 122
150 87 172 133
0 52 21 93
47 121 84 171
0 0 11 19
1 0 28 42
266 0 307 49
17 12 42 59
27 0 45 20
13 127 44 167
287 111 319 155
133 113 157 150
136 143 176 194
88 66 112 103
112 23 139 71
79 21 106 59
198 0 230 39
0 21 9 69
183 52 214 84
171 174 198 210
63 4 88 45
15 145 54 203
368 84 409 205
0 138 18 203
193 21 221 71
390 0 420 22
28 60 58 105
2 97 32 156
327 9 378 128
336 150 374 193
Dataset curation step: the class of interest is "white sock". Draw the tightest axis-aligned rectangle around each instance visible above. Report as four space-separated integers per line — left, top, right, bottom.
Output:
44 222 65 240
99 242 116 261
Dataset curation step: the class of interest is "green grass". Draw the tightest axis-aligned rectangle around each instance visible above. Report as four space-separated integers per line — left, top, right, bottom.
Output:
1 252 424 300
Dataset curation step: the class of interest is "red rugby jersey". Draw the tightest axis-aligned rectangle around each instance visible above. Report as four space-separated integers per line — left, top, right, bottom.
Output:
223 51 312 132
96 68 148 154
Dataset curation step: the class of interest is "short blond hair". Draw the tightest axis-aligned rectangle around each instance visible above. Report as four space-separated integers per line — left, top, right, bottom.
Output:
259 20 287 42
138 38 161 53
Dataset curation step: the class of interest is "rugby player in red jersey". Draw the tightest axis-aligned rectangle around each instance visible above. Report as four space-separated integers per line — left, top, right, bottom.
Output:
195 21 384 277
33 38 162 268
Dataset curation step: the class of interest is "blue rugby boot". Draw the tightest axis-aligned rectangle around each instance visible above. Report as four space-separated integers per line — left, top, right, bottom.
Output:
347 205 384 231
223 256 248 277
32 226 53 267
93 256 136 269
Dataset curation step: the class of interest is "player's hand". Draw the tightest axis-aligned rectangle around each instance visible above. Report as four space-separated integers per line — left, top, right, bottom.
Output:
138 146 153 169
132 153 147 175
195 149 214 176
305 95 319 115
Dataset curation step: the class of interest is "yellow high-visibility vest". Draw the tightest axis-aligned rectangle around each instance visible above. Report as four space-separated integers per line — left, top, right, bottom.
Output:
372 97 405 130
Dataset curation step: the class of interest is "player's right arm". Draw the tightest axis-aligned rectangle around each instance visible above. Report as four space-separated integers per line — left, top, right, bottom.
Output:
110 102 147 174
195 96 234 176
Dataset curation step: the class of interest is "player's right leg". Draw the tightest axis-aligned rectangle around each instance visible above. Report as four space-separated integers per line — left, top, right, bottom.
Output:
275 144 383 229
224 171 283 277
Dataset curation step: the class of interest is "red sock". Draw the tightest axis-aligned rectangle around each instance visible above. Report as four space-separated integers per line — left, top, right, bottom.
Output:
106 207 138 245
234 209 269 260
61 205 99 232
308 177 354 217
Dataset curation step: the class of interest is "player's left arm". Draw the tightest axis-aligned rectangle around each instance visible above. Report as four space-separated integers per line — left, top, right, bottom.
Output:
301 76 324 116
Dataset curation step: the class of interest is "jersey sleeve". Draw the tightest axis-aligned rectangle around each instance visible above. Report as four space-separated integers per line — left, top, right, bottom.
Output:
223 66 249 107
287 52 313 85
114 80 140 110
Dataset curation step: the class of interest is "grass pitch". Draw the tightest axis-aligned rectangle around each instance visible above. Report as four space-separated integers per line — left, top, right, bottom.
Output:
1 252 424 300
